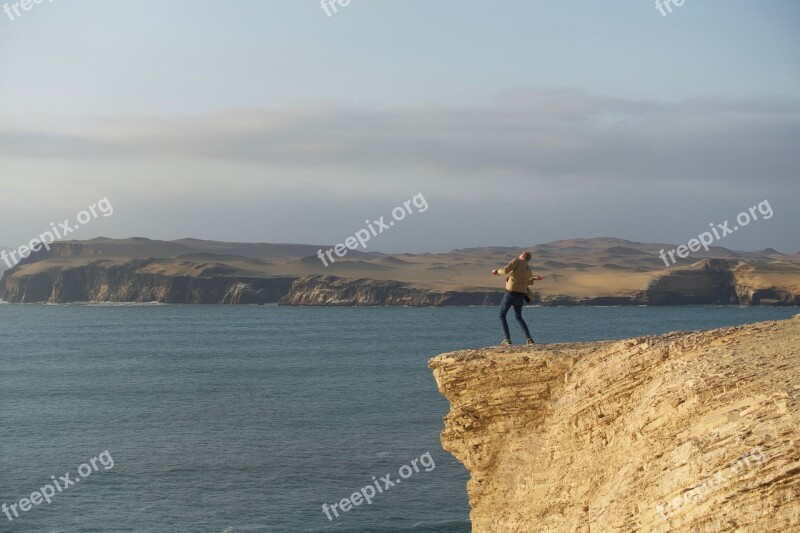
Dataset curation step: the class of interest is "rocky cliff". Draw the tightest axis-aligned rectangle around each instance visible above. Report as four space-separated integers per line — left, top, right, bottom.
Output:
642 258 799 306
642 259 740 305
277 263 799 306
0 259 295 304
278 275 502 306
2 242 797 306
430 316 800 532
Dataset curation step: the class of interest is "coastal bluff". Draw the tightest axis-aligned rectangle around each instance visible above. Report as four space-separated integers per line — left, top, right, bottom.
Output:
429 316 800 532
2 237 798 305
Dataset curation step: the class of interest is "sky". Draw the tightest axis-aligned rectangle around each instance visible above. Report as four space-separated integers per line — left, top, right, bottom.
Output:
1 0 798 253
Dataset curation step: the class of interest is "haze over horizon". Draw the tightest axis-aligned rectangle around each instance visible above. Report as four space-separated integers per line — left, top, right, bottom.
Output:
2 1 798 253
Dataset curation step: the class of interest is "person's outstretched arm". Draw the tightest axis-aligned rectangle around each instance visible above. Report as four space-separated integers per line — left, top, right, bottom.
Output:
492 259 518 276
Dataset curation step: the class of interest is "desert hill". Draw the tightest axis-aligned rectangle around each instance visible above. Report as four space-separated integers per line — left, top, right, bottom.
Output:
1 237 798 305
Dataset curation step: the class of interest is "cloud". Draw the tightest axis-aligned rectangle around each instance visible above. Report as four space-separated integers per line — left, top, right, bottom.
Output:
1 90 798 186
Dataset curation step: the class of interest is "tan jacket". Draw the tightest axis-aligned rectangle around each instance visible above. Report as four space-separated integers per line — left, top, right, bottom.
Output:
498 258 534 294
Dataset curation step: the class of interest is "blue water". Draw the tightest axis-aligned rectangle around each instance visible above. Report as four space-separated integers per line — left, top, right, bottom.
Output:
0 304 796 532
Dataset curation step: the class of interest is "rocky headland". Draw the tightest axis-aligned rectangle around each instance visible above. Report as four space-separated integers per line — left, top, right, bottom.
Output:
429 316 800 532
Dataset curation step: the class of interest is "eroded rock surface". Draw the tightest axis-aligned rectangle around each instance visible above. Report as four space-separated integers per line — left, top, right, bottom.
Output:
430 316 800 532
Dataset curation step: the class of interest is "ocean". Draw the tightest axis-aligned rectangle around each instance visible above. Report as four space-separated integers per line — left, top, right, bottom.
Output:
1 304 797 532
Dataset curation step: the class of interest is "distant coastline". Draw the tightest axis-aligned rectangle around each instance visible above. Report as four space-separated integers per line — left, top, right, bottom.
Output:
1 237 798 306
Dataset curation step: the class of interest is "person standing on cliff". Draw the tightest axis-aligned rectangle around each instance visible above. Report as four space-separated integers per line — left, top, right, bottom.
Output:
492 251 543 345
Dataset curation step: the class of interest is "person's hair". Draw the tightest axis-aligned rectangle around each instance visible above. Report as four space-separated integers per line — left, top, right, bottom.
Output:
521 251 532 260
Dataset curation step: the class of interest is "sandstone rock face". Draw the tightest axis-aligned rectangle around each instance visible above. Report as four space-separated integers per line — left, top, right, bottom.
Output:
1 260 295 304
643 259 740 305
279 275 502 306
430 316 800 532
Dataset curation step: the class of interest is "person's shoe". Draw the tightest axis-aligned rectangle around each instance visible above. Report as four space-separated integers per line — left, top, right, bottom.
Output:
500 339 512 346
526 338 535 345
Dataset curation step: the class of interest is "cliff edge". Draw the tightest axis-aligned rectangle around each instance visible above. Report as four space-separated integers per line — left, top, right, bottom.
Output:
429 316 800 532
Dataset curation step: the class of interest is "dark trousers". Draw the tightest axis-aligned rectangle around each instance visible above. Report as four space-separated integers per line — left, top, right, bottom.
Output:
499 291 532 341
